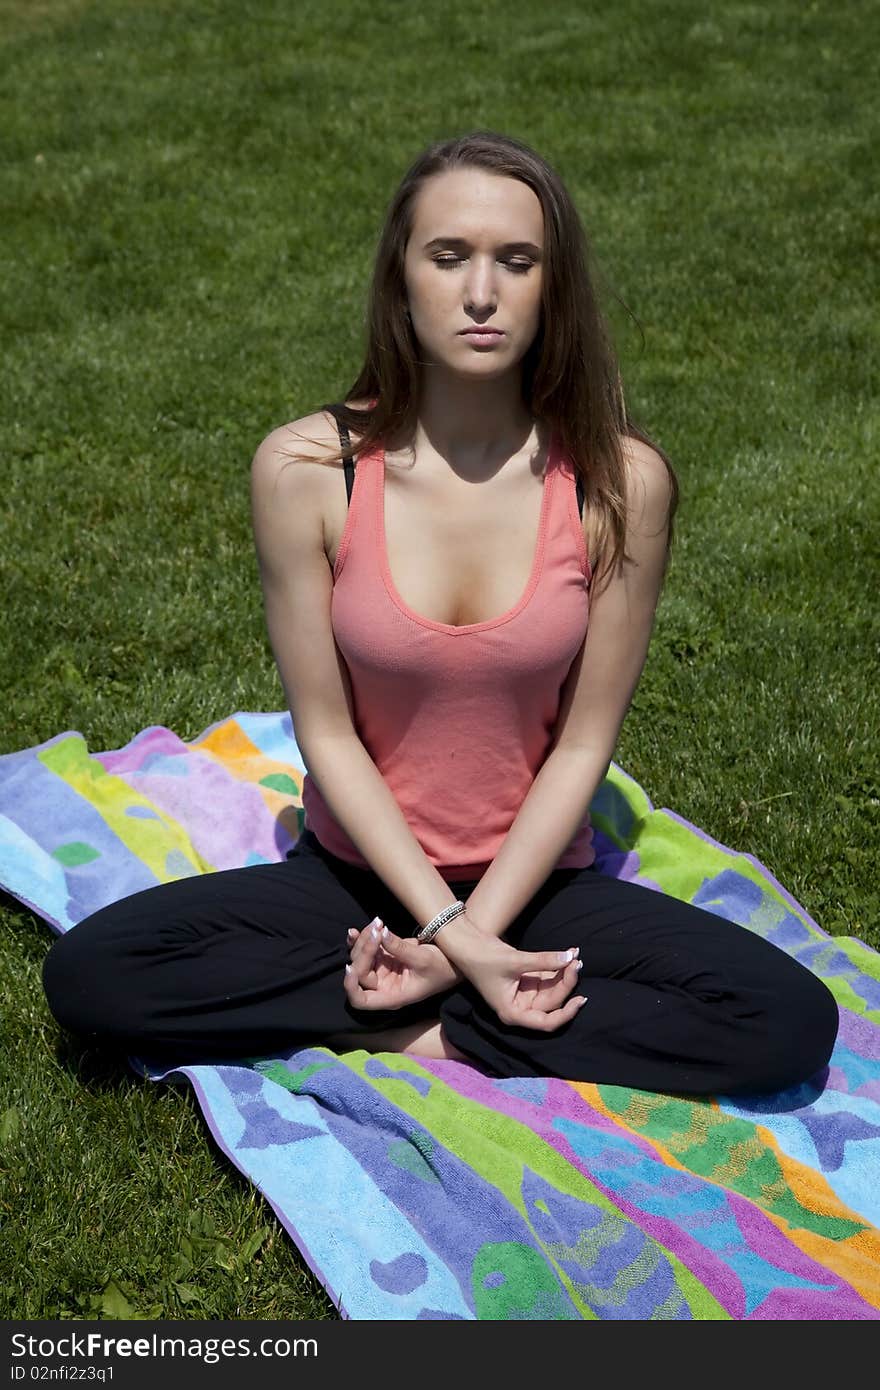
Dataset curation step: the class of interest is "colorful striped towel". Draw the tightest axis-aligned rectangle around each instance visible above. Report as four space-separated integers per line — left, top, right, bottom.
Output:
2 711 879 1319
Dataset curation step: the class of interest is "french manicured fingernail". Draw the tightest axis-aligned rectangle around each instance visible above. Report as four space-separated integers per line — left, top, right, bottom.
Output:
558 949 578 965
347 928 356 940
381 925 389 939
575 960 584 973
344 964 352 975
371 924 381 939
577 995 588 1006
368 916 382 927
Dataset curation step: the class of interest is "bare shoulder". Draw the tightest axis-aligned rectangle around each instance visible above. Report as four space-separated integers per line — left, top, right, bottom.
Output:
251 409 337 484
581 435 671 569
250 403 372 563
249 428 325 560
251 401 368 500
621 434 673 525
621 433 669 480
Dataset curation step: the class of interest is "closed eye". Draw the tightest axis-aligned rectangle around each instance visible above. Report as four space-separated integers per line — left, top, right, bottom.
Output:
433 255 534 273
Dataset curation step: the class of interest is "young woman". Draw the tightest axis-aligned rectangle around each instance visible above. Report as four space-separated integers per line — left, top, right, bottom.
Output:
42 131 838 1095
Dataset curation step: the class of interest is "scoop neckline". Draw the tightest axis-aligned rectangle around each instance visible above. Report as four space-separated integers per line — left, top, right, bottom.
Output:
376 431 559 635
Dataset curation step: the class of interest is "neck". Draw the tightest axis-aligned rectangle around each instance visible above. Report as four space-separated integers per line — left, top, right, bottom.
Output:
409 367 537 473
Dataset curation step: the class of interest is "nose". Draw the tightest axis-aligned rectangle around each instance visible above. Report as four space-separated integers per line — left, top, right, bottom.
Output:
463 254 498 316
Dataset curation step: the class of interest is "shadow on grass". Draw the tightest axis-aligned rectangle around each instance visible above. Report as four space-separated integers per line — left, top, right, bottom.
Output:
50 1031 151 1091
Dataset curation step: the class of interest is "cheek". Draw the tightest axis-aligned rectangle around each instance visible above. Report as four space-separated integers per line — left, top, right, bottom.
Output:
523 277 543 314
503 287 541 337
525 289 544 333
408 273 438 308
412 285 457 330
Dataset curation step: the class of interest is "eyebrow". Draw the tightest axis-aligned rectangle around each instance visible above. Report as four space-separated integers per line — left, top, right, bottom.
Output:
422 237 542 256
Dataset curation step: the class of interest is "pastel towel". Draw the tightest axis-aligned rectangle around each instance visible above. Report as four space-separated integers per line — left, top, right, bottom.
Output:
2 710 879 1320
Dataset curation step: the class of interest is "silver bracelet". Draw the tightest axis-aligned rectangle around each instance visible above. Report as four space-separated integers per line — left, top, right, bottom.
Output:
416 899 466 945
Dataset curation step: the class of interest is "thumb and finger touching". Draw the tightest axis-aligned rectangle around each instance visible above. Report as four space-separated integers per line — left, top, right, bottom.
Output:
346 918 587 1031
504 991 587 1031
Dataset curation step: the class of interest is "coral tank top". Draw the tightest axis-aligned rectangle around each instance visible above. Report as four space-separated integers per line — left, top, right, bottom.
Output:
300 430 596 881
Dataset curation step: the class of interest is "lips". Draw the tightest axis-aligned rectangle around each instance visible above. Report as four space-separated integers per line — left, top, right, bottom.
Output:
459 328 505 347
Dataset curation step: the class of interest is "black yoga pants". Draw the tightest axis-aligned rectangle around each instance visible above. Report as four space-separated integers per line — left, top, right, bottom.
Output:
41 828 839 1096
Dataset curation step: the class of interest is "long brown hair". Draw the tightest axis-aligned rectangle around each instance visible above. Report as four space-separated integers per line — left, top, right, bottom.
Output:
287 129 678 593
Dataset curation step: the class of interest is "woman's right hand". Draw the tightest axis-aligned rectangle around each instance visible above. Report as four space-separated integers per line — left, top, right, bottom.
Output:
439 914 587 1031
344 919 463 1013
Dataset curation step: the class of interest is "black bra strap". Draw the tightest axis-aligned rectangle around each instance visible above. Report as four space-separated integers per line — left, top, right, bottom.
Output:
322 402 356 506
576 474 584 521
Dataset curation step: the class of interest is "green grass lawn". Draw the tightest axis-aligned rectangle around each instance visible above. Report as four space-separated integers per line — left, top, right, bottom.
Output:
1 0 877 1320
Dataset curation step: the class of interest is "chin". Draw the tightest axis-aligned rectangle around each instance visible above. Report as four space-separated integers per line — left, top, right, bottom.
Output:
450 362 515 381
418 338 521 377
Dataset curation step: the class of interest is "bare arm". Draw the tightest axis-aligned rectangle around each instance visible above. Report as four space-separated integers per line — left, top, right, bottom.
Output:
435 437 674 961
250 422 463 935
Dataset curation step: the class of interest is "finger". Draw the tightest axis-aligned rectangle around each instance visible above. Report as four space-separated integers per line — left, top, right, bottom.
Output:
351 916 382 950
522 947 581 975
350 914 382 942
350 923 383 986
343 961 364 1002
515 968 558 1010
350 919 383 964
503 993 588 1032
343 963 384 1008
348 930 370 970
520 959 583 1012
348 931 368 968
377 925 420 964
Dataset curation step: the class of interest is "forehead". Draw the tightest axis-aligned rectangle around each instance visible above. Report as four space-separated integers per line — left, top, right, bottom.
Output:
410 168 544 243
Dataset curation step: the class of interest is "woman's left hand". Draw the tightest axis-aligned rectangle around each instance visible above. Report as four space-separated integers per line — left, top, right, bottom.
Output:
436 912 587 1032
343 920 463 1012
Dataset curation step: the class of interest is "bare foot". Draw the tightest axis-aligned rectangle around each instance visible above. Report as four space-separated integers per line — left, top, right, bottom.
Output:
327 1019 467 1062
